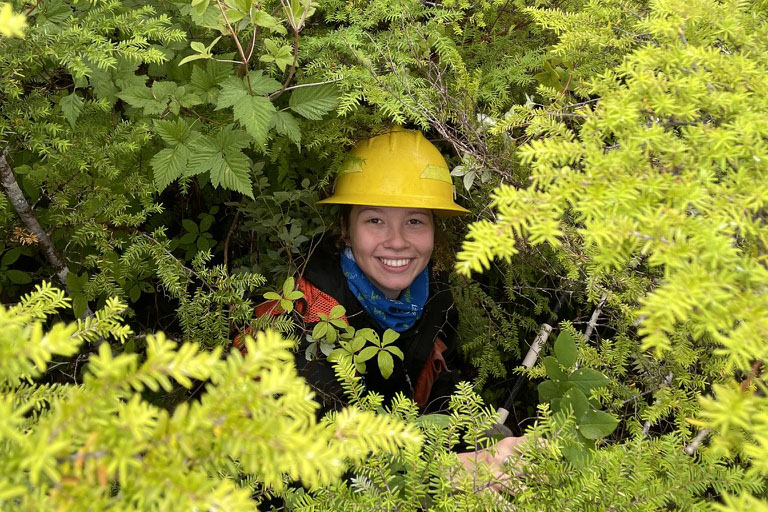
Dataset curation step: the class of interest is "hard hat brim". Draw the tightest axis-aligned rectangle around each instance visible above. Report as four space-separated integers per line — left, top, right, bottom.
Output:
317 194 470 217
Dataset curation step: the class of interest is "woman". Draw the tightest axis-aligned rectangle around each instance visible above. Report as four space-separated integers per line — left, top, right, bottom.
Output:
248 126 524 486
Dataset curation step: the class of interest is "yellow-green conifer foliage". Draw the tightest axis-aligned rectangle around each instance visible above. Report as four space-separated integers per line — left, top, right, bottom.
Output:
458 0 768 508
0 284 420 510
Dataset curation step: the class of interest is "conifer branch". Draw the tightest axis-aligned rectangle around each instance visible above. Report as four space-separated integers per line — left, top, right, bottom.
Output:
0 148 71 289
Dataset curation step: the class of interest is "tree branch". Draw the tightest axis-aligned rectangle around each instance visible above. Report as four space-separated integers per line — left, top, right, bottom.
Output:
584 293 608 341
0 148 71 289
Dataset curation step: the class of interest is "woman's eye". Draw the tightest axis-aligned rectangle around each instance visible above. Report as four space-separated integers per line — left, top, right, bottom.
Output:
408 218 424 225
366 218 382 224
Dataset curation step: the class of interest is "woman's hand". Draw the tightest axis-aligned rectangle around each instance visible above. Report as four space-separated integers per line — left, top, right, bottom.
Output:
456 436 527 492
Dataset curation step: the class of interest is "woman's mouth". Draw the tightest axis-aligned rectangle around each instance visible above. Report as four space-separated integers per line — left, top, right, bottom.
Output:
378 257 412 268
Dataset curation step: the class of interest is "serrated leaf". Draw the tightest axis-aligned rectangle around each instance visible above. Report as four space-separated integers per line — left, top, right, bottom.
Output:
151 145 190 191
378 350 394 379
270 111 301 146
246 70 282 95
357 346 379 362
154 119 196 146
187 128 253 197
216 77 249 109
543 356 567 382
60 92 84 127
570 368 610 396
190 62 231 104
234 95 276 146
288 84 339 120
554 330 578 368
538 380 559 403
578 410 619 440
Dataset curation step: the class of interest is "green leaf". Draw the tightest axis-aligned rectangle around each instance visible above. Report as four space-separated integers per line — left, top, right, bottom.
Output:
554 330 578 368
7 269 32 284
538 380 559 403
179 54 211 66
285 290 304 300
312 322 327 340
414 413 452 429
187 129 253 198
271 111 301 147
378 350 394 379
577 410 619 440
151 146 190 191
330 319 347 329
190 41 206 53
282 276 295 296
288 84 339 120
357 328 379 343
154 119 197 147
569 368 610 396
349 336 365 353
280 299 293 313
234 95 276 146
246 70 282 95
72 295 88 318
199 214 214 233
357 346 379 362
60 92 84 127
1 247 21 267
543 356 567 382
329 304 346 319
560 388 589 417
216 77 248 110
263 291 281 301
385 345 404 360
382 329 400 346
182 219 198 234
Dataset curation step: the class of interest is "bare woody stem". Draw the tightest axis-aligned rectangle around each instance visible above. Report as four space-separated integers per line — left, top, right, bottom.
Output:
0 148 71 289
215 0 253 93
584 293 608 342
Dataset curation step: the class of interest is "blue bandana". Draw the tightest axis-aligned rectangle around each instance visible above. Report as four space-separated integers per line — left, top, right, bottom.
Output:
340 247 429 332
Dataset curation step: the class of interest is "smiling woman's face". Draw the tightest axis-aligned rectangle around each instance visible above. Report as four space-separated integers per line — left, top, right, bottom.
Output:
344 205 434 300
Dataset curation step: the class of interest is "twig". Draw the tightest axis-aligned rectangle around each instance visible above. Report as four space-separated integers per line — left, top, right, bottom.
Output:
0 148 71 289
269 3 302 100
584 293 608 342
684 428 710 455
215 0 253 93
223 207 241 271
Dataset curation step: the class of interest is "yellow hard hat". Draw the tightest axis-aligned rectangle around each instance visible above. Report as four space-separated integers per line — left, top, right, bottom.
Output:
317 126 469 216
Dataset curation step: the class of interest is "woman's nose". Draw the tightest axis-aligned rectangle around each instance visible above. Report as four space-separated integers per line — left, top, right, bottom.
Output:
384 225 408 249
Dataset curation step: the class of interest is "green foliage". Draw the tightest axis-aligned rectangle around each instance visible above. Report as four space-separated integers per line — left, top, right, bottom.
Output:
0 286 420 509
3 0 768 509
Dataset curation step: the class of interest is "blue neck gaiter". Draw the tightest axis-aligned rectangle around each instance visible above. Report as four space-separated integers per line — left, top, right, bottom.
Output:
340 247 429 332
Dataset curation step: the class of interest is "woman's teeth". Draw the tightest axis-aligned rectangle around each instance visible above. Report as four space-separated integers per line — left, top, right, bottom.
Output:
379 258 411 268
